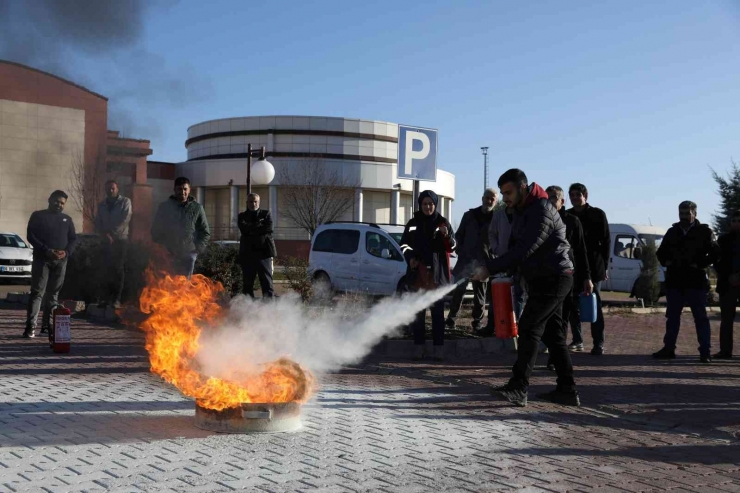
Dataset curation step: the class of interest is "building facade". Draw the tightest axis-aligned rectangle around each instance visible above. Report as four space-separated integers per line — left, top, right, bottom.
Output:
177 116 455 254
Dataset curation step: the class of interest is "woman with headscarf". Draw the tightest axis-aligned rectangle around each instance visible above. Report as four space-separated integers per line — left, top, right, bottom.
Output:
399 190 457 360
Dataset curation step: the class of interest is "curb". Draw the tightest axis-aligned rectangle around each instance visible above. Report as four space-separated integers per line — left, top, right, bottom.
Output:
87 303 120 322
373 336 518 358
605 306 723 315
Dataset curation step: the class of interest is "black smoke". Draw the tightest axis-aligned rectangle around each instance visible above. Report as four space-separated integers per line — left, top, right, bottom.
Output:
0 0 210 141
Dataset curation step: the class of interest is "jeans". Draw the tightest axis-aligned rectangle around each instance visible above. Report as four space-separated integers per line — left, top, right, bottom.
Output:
664 287 711 355
569 281 604 347
26 256 68 330
242 257 275 298
719 289 739 355
174 253 198 279
509 273 575 391
447 279 491 326
513 275 525 322
413 298 446 346
102 239 127 304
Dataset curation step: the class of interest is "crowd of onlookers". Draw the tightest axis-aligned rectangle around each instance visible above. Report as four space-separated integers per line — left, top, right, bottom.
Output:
18 169 738 409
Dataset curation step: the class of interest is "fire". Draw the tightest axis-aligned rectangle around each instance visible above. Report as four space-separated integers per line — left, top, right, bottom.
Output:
138 269 315 411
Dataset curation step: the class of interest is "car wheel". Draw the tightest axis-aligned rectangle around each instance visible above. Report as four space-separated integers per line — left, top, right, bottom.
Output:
312 272 332 302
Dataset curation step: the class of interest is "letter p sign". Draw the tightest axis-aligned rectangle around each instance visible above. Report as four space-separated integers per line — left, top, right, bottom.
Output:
397 125 437 182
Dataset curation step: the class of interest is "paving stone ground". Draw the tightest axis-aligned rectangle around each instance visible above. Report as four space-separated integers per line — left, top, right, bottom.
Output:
0 305 739 493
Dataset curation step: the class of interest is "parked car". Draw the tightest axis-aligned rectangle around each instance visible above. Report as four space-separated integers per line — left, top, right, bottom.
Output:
0 232 33 283
376 223 458 274
603 223 667 293
309 222 408 296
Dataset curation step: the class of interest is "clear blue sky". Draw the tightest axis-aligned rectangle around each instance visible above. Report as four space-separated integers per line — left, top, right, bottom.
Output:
115 1 740 229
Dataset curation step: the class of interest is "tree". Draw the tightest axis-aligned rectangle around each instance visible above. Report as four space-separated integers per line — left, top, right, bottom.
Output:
711 160 740 236
278 158 361 237
632 238 661 305
68 148 105 227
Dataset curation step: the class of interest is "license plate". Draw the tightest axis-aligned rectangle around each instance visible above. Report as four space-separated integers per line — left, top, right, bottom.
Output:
0 266 23 273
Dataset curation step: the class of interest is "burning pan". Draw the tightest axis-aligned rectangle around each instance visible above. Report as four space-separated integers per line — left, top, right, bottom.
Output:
194 402 302 433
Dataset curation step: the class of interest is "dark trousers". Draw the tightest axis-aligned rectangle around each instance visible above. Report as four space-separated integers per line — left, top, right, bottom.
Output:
447 279 491 326
510 273 575 391
26 257 68 330
413 298 446 346
513 276 525 322
102 239 127 304
664 287 711 355
569 281 604 347
174 253 198 279
547 287 575 364
242 258 274 298
719 290 739 355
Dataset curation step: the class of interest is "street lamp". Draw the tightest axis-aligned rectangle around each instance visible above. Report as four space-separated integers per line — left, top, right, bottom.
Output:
246 143 275 194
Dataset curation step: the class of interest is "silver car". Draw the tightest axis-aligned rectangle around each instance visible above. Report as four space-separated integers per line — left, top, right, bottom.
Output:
0 232 33 283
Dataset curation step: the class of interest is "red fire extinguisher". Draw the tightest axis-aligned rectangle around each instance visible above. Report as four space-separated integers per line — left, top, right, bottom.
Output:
49 304 71 353
491 277 518 339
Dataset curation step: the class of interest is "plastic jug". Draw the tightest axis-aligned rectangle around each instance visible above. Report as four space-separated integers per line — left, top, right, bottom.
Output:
579 293 598 323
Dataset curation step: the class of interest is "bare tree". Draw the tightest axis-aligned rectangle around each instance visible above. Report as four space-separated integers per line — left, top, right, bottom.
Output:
278 158 361 237
68 148 106 227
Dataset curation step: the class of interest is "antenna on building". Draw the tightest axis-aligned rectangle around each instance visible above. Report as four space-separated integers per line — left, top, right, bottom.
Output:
481 147 489 191
648 217 653 226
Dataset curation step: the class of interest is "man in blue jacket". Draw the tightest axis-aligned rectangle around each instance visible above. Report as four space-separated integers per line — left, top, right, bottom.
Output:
24 190 77 338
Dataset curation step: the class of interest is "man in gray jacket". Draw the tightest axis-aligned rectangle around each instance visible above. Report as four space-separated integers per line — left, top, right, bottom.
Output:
94 180 132 308
446 188 497 334
151 177 211 278
489 199 525 322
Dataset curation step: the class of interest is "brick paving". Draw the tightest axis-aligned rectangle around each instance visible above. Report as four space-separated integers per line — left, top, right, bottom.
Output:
0 305 738 492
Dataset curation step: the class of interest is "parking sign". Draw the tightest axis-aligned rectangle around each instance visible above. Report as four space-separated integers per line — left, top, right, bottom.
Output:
397 125 437 182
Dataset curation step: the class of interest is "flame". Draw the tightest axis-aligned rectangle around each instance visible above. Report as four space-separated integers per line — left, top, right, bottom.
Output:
138 269 315 411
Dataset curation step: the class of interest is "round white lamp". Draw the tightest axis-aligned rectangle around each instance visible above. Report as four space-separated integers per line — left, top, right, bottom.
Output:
251 158 275 185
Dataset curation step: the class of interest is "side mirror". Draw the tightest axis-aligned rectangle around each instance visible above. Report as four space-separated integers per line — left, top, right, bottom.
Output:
381 248 391 259
633 247 643 260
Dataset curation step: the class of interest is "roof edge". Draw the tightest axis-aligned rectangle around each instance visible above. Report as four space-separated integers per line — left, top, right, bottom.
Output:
0 60 109 101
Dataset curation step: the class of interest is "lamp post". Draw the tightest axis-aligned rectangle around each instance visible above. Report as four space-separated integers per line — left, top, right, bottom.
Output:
246 143 275 194
481 146 489 192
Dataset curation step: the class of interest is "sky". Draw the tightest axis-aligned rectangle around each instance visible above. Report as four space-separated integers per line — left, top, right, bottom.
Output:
2 0 739 229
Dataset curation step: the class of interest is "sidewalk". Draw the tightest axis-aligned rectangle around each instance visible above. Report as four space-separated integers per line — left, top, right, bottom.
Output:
0 304 738 492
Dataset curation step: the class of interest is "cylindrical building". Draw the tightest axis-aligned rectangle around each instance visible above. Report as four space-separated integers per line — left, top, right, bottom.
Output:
176 116 455 253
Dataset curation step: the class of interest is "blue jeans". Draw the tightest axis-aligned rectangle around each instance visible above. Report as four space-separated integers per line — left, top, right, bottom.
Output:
174 253 198 279
664 287 711 355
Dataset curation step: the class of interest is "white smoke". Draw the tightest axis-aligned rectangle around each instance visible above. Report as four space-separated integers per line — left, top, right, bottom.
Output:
195 284 459 378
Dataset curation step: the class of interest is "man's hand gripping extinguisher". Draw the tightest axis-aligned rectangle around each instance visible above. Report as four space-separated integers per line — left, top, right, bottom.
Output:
49 303 71 353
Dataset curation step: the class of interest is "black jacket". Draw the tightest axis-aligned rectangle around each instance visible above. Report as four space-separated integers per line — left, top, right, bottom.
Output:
238 209 277 261
27 209 77 259
657 220 717 290
400 211 456 289
560 209 591 286
568 204 610 282
486 183 573 282
714 232 740 294
452 207 493 277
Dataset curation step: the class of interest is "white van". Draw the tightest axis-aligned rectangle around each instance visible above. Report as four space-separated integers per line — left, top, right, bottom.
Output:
603 223 667 293
308 222 408 296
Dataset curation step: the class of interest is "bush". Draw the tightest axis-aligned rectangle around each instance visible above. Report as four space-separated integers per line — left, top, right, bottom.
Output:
194 243 243 297
632 238 661 305
279 256 312 302
60 236 151 305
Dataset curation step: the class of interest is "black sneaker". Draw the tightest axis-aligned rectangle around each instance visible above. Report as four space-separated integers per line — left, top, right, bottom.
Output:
22 330 35 339
546 363 556 371
652 347 676 359
700 354 712 364
713 351 732 360
444 318 456 329
495 387 528 407
39 325 50 335
538 389 581 407
590 346 604 356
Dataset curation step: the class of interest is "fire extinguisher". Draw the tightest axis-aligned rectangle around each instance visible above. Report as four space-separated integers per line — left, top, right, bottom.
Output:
491 276 518 339
49 303 71 353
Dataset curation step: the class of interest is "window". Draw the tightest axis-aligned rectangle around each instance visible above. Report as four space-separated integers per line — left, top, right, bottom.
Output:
0 234 27 248
312 229 360 254
614 235 639 259
388 233 403 245
366 232 403 261
638 234 663 248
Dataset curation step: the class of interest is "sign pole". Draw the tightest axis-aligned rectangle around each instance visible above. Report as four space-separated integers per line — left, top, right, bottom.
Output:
413 180 420 211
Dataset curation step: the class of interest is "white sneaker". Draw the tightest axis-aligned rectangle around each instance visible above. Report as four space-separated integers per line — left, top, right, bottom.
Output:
432 346 444 361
